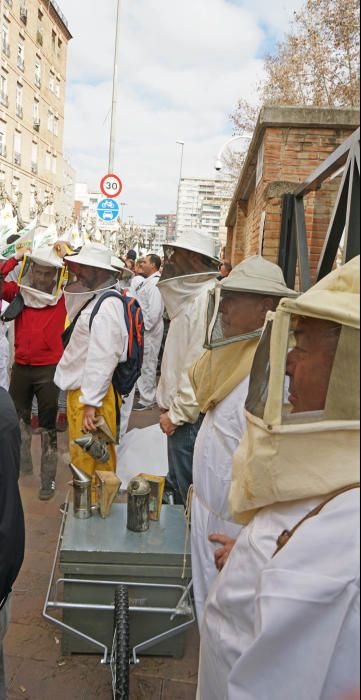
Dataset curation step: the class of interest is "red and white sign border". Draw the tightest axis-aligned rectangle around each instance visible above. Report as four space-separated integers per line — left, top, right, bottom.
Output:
100 173 123 199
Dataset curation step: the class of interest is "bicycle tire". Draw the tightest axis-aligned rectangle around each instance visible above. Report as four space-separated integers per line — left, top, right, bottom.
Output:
113 585 130 699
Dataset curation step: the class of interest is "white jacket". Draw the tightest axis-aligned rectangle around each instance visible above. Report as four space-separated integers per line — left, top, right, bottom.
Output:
135 272 164 335
197 489 360 700
156 272 218 426
191 378 249 626
55 291 128 407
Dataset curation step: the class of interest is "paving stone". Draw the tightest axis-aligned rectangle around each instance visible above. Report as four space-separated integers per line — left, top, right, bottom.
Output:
129 673 163 700
162 679 197 699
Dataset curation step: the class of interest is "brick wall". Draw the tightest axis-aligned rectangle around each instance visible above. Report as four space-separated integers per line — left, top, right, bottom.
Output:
227 116 358 282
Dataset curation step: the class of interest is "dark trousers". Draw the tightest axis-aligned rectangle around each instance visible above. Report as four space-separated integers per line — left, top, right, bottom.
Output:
9 364 59 430
167 415 204 505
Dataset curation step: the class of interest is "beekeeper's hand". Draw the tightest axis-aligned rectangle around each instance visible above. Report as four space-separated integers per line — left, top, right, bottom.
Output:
160 412 177 436
53 241 73 258
82 405 98 433
209 534 236 571
14 247 32 261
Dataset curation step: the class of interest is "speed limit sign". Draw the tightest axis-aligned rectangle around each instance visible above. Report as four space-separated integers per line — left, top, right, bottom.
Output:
100 173 123 199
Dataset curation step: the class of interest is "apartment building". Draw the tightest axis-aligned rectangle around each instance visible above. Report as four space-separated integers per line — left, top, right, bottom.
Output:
175 177 233 249
0 0 74 225
155 213 176 241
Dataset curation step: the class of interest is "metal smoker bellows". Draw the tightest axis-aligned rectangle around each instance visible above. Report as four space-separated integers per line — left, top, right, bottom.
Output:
69 463 92 519
127 477 151 532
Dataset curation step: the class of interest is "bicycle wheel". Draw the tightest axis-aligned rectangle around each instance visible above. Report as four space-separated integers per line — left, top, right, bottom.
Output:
111 585 130 700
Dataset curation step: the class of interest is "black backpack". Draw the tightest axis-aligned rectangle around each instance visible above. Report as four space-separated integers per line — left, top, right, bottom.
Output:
89 290 144 397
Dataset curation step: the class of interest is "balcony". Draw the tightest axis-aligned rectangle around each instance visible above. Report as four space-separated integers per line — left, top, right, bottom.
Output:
0 145 7 158
16 105 23 119
2 42 10 58
17 56 25 72
33 118 40 131
36 30 43 47
31 162 38 175
0 91 9 108
35 75 41 89
20 6 28 24
14 152 21 166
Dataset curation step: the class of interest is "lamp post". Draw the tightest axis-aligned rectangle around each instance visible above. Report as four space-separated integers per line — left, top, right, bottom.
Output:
175 140 185 238
108 0 122 173
214 134 252 172
120 201 127 222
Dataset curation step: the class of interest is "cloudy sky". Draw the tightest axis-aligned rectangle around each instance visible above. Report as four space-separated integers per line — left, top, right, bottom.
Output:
60 0 303 224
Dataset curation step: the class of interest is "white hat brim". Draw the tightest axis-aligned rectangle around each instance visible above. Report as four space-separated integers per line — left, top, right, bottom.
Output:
64 252 116 272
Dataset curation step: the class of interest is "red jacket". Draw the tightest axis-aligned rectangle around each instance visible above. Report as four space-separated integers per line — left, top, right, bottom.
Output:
0 257 67 366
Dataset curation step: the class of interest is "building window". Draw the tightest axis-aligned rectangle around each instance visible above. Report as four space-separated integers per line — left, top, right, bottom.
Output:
55 78 60 98
0 74 8 108
14 132 21 166
31 142 38 174
52 155 57 174
17 42 25 72
49 72 55 92
47 110 54 132
53 117 59 136
52 30 56 51
20 5 28 25
45 152 51 171
36 28 43 47
0 127 6 158
33 99 40 130
35 60 41 88
16 84 23 119
1 23 10 58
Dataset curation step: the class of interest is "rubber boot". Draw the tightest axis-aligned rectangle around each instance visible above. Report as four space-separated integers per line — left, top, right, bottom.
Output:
39 430 57 500
20 420 34 475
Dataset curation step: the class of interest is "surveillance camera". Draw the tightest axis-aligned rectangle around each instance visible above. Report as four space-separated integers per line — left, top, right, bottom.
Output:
214 159 223 171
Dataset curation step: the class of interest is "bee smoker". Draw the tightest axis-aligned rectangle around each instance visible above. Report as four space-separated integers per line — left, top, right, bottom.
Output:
127 478 151 532
69 463 92 519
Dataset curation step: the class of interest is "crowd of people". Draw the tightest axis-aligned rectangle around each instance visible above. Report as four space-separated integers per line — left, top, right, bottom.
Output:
0 229 359 700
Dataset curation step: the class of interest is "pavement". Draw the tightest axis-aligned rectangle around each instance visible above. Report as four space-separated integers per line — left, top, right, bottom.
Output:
4 406 199 699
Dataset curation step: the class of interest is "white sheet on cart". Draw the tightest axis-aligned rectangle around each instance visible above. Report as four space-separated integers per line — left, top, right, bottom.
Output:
116 423 168 488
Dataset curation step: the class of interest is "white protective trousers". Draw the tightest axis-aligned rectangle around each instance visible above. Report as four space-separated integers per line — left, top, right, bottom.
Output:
191 378 249 627
197 489 360 700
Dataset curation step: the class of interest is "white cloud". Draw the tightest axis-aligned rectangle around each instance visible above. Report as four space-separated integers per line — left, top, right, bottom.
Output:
60 0 301 223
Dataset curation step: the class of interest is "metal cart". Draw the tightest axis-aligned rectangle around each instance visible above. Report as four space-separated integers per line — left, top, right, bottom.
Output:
43 496 195 698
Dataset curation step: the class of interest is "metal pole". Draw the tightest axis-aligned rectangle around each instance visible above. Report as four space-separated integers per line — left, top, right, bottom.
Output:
108 0 121 173
175 141 184 239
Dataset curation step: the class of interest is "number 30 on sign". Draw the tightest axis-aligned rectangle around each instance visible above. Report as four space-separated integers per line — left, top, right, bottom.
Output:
100 174 123 199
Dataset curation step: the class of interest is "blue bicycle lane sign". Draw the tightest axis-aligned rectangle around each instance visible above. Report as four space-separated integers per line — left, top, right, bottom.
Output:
97 198 120 222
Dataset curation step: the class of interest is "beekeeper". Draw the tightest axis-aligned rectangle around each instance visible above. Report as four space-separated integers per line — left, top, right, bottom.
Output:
156 230 219 504
189 256 297 625
197 256 360 700
0 246 67 500
54 244 128 503
133 254 164 411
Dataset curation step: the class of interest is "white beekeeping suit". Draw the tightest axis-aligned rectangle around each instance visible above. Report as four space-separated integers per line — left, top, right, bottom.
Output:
0 302 10 391
197 256 360 700
189 256 297 626
136 271 164 407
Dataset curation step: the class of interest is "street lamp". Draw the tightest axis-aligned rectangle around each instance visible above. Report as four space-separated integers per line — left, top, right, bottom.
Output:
175 140 185 238
120 202 127 222
214 134 252 172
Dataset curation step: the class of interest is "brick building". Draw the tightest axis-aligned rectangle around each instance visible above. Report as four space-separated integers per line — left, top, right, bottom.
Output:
225 106 360 282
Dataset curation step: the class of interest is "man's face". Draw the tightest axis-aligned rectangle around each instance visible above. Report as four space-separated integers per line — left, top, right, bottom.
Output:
142 256 155 278
31 263 57 293
219 292 268 339
67 262 98 289
135 260 145 276
286 317 340 413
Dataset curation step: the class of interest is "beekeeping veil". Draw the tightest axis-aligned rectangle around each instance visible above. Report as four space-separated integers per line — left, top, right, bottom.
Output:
63 244 118 321
17 247 66 308
229 256 360 525
190 256 297 413
204 256 297 349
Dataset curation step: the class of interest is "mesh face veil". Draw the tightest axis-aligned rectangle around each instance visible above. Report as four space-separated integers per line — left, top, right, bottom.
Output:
17 256 65 302
229 256 360 525
205 286 265 349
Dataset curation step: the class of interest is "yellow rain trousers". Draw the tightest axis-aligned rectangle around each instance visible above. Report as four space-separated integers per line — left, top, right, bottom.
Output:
67 386 120 505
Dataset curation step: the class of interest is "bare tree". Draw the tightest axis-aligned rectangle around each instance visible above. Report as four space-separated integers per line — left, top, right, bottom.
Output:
231 0 360 155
